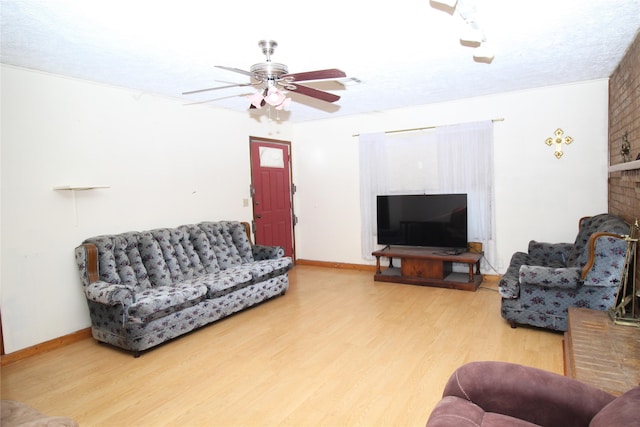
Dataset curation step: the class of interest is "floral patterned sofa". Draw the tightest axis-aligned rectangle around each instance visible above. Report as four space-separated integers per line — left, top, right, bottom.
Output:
75 221 292 356
499 213 630 331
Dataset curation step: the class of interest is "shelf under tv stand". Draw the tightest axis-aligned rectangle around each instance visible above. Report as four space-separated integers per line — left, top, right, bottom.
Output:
372 246 483 291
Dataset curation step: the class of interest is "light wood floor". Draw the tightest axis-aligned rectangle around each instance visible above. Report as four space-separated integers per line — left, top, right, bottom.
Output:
1 265 564 426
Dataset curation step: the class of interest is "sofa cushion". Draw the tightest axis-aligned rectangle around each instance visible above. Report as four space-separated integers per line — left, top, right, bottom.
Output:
184 269 254 299
178 224 220 273
86 281 135 306
253 244 286 260
181 224 220 273
527 241 573 265
518 265 581 288
566 215 595 267
126 283 208 323
236 258 293 281
427 396 540 427
138 231 173 287
84 233 154 292
150 228 207 282
590 386 640 427
198 222 244 268
223 221 254 263
566 214 629 268
427 396 486 427
582 234 629 287
114 233 153 291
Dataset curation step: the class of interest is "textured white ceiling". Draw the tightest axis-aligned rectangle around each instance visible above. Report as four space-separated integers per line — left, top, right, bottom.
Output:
2 0 639 122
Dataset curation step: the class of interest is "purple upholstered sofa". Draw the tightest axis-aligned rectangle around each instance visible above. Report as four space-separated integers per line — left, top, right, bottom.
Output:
426 361 639 427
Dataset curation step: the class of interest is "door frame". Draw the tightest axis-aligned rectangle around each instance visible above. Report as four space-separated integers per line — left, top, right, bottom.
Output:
249 136 296 261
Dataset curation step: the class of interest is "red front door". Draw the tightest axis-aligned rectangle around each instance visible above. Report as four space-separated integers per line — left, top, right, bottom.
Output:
249 138 294 257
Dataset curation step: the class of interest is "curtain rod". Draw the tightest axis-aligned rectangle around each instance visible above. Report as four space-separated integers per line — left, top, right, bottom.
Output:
351 117 504 137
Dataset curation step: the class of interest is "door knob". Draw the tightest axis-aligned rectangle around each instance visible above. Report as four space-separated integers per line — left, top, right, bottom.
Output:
256 214 262 219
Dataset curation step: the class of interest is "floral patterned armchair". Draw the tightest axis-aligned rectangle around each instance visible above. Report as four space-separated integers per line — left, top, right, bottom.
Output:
499 213 630 331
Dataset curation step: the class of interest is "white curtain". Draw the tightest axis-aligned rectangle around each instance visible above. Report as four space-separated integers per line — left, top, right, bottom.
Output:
359 132 388 260
359 121 495 269
436 121 496 268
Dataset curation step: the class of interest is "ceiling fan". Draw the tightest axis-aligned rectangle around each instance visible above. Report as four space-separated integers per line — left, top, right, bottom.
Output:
182 40 347 110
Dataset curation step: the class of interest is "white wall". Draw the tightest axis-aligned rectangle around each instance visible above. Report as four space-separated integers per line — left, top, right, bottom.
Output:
291 80 610 272
1 65 609 353
0 65 291 353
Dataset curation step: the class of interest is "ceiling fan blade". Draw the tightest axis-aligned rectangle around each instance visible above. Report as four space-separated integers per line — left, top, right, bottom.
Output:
286 83 340 103
215 65 255 77
182 82 256 95
282 68 346 82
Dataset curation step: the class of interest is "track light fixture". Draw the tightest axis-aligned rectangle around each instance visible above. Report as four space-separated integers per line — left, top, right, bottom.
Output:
431 0 458 7
473 41 495 62
460 19 484 44
431 0 495 62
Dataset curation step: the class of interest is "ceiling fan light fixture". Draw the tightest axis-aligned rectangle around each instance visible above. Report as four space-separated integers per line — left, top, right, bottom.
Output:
248 91 266 109
265 86 287 107
274 97 292 111
247 86 291 110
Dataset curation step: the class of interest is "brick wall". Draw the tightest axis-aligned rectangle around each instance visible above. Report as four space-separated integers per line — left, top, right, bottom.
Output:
608 30 639 307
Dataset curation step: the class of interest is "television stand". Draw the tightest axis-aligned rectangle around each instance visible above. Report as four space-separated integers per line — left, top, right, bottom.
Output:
371 246 483 291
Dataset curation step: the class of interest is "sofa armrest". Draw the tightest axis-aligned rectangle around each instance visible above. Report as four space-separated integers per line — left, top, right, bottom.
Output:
437 361 615 427
252 245 285 260
85 281 134 306
527 240 573 264
76 242 134 305
519 265 581 288
581 232 628 283
240 222 284 261
75 243 101 287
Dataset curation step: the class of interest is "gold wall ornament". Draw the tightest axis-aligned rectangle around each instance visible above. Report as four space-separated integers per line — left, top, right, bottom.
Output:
545 128 573 159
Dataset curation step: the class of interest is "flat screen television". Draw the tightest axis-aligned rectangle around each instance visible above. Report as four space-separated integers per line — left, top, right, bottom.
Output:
376 194 468 250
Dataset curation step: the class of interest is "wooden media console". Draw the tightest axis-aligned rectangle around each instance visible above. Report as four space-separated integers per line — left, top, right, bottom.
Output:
372 246 483 291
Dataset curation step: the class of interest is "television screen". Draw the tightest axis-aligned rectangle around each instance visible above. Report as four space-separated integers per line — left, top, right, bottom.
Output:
376 194 467 249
